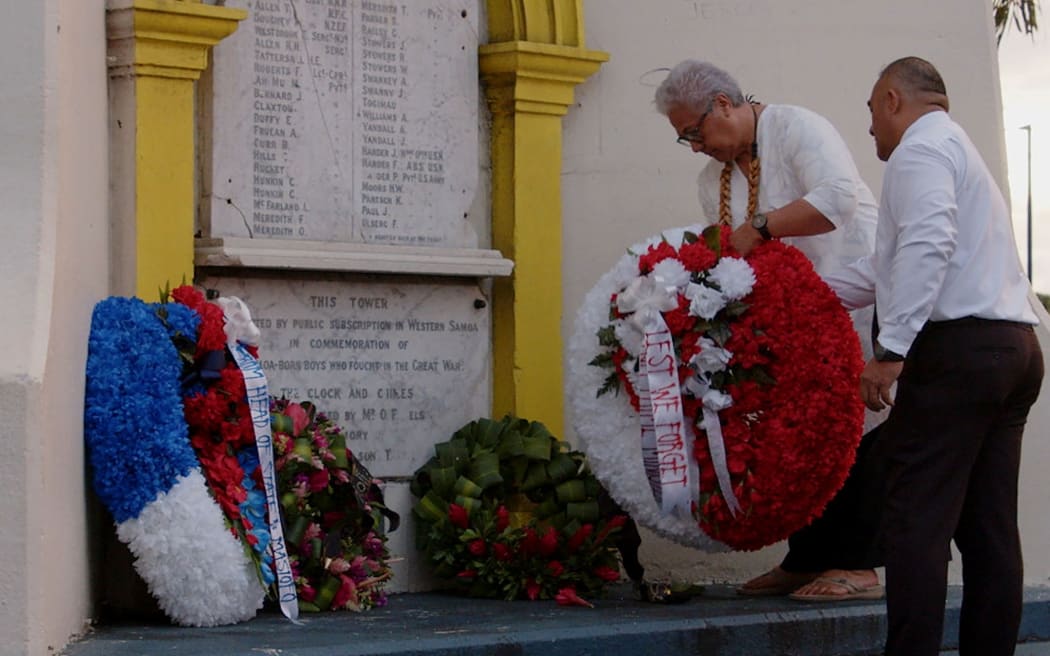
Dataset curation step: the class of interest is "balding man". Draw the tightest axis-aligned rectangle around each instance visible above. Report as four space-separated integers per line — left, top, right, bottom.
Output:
826 57 1044 656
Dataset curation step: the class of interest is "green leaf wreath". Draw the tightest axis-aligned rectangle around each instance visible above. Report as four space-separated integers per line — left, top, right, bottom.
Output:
410 416 628 605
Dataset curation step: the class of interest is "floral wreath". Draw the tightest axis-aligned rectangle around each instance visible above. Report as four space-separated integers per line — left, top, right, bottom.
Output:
84 286 395 625
411 416 627 606
566 225 864 551
271 398 396 612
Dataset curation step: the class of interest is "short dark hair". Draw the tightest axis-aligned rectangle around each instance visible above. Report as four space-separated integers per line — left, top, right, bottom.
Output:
880 56 947 96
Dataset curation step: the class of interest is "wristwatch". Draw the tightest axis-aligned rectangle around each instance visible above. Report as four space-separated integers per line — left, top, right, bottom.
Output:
874 343 905 362
751 212 773 240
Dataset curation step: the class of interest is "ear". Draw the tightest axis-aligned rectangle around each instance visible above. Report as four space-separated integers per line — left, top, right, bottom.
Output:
885 87 902 114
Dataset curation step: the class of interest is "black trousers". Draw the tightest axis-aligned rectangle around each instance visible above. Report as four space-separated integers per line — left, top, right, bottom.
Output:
781 423 886 573
877 318 1043 656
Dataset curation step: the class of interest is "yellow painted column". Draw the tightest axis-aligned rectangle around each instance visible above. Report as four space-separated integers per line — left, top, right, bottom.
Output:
481 35 608 435
107 0 245 298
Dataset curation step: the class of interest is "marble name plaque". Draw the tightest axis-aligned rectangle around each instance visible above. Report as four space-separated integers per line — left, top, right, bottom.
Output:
199 274 491 478
206 0 479 248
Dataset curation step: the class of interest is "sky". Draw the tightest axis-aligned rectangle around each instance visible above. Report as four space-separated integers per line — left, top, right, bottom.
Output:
998 28 1050 294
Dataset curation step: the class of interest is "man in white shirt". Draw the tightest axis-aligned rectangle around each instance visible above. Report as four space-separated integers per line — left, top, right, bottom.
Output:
827 57 1044 656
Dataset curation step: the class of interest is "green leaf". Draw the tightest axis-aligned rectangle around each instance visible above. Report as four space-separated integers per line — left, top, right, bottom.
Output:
701 224 722 257
521 435 552 462
428 466 458 498
567 500 600 522
724 301 750 317
596 371 621 398
546 453 578 483
453 475 484 499
707 321 732 347
596 324 619 347
588 351 615 369
469 451 504 490
555 479 587 503
521 461 549 491
683 230 699 244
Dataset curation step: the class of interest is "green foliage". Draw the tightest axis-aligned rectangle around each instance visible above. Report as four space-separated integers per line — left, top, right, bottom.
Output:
995 0 1039 44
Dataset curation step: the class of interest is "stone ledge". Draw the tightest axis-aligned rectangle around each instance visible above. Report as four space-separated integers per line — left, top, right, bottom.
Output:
195 238 515 278
62 585 1050 656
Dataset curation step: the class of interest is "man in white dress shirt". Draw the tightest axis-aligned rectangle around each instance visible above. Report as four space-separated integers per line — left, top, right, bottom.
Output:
827 56 1044 656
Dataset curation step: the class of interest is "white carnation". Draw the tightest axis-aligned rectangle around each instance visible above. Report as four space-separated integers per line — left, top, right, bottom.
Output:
708 257 756 301
686 282 726 319
702 388 734 411
651 258 691 292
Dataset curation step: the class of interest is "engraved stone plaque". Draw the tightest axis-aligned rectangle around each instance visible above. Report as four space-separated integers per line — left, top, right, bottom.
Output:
198 273 491 478
206 0 479 248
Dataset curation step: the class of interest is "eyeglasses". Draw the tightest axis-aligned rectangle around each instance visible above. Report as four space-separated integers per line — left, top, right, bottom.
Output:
676 108 712 147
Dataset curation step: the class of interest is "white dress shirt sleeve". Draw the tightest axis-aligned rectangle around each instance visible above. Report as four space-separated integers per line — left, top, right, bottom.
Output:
878 142 960 355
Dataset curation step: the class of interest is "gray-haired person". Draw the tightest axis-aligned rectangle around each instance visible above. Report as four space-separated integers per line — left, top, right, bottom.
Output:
655 60 886 601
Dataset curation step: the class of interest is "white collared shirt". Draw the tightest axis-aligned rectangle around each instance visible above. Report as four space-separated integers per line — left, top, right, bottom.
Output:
826 111 1037 356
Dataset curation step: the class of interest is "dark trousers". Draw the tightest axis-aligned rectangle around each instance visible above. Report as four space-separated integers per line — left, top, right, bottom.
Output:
781 423 886 572
878 318 1043 656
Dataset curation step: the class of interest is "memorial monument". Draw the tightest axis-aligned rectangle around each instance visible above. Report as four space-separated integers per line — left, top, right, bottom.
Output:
195 0 510 590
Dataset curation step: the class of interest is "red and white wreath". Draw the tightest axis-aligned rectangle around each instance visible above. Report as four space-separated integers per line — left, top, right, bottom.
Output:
567 224 864 550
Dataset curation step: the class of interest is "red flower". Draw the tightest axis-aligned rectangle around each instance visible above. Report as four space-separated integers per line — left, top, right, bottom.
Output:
285 402 310 435
456 569 477 581
677 240 717 271
308 469 330 493
495 505 510 532
555 586 594 608
492 542 512 562
468 539 487 557
520 527 539 557
448 503 470 530
567 524 593 553
593 566 621 582
546 560 565 577
538 526 559 557
525 578 540 600
594 515 627 544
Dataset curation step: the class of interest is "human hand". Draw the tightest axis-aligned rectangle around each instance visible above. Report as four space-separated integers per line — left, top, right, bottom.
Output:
859 358 903 411
729 223 764 257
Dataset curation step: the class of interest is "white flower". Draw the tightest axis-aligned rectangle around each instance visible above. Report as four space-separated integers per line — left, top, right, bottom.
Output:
708 257 756 301
686 282 726 319
614 319 644 357
661 227 688 248
689 337 732 376
651 258 691 292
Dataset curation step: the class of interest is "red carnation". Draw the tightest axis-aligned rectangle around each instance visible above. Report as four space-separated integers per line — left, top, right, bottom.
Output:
467 539 487 557
456 569 477 580
525 578 540 600
593 566 621 582
546 560 565 578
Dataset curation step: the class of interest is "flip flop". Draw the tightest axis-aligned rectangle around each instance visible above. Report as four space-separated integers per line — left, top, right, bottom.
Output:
735 569 818 597
788 576 885 602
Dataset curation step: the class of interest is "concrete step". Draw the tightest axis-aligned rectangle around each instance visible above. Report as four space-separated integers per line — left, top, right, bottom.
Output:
62 584 1050 656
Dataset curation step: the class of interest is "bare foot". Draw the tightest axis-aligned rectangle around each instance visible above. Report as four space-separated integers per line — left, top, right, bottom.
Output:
736 566 820 596
788 568 882 601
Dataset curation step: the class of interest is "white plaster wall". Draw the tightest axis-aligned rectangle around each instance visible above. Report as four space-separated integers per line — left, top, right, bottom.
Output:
0 1 110 655
562 0 1048 586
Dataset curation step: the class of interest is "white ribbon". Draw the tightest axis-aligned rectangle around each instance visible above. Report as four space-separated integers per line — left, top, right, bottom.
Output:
697 388 742 516
221 299 300 623
617 276 679 331
633 311 697 519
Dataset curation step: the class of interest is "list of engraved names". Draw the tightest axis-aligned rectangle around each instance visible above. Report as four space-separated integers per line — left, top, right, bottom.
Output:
208 0 478 247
